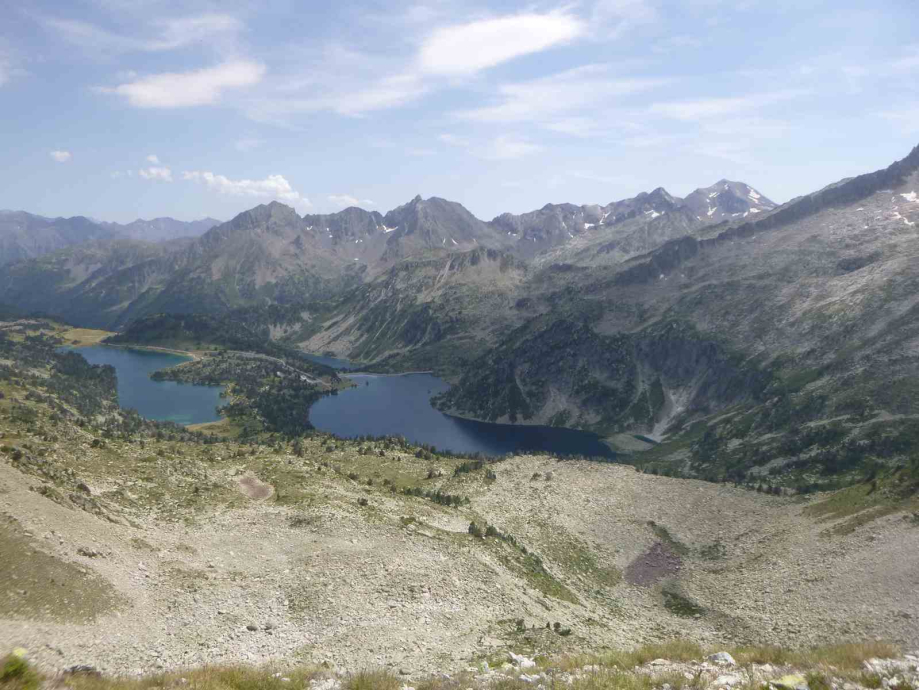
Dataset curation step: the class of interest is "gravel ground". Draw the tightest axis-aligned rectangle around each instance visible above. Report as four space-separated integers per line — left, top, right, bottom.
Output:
2 449 918 678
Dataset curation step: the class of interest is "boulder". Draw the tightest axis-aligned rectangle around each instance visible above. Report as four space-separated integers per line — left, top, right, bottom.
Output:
708 652 737 666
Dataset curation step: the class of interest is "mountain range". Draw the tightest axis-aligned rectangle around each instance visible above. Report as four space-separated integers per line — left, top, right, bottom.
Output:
0 179 775 328
0 210 220 266
3 145 919 489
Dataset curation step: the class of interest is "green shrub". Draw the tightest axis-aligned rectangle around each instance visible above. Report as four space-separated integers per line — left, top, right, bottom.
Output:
0 655 40 690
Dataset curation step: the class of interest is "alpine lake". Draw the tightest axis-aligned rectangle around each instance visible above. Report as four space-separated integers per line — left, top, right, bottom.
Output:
67 346 616 458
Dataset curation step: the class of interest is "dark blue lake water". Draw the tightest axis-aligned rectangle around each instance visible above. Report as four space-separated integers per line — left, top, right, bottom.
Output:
68 346 225 425
309 372 616 459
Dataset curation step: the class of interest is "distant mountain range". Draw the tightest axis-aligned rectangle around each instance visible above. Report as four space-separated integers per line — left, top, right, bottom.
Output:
0 178 775 327
100 216 222 243
0 211 220 266
6 147 919 490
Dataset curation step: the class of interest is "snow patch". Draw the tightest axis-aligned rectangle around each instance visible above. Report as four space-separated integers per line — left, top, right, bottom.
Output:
707 206 716 217
748 189 761 201
901 191 918 202
451 237 458 245
644 210 661 219
381 225 398 233
584 222 595 229
749 207 761 214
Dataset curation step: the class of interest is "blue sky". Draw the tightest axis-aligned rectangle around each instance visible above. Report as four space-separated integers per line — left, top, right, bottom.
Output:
0 0 917 223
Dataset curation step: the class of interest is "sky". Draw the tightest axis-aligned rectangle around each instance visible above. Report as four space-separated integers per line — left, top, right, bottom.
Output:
0 0 917 224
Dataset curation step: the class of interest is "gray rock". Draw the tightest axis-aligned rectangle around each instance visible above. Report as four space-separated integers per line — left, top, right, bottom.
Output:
708 652 738 666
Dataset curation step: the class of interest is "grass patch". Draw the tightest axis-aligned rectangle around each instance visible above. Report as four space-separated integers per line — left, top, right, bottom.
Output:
0 515 122 622
345 670 401 690
493 542 580 605
730 641 899 671
63 664 321 690
661 588 705 617
804 481 919 536
648 521 690 556
59 328 115 347
540 529 622 589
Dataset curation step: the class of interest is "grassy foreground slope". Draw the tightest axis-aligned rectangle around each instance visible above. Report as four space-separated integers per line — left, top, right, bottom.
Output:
2 640 916 690
0 330 918 680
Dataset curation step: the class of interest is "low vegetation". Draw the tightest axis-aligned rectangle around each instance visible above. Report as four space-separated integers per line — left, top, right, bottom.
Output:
1 642 908 690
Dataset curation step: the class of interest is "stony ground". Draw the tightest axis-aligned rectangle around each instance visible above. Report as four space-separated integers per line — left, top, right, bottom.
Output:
2 409 918 679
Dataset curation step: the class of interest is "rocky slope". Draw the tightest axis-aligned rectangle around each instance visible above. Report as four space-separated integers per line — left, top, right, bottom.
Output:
300 247 529 372
438 145 919 485
0 334 917 677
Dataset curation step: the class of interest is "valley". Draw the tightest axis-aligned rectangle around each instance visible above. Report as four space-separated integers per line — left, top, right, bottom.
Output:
3 146 919 687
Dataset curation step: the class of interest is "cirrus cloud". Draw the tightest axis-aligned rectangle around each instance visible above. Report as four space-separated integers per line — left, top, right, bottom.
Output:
96 61 265 108
328 194 375 208
43 14 243 54
417 12 585 77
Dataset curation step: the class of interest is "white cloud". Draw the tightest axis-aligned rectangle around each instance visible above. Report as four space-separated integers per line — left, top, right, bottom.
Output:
250 72 425 121
139 166 173 181
247 10 598 123
146 154 160 164
234 138 263 152
96 61 265 108
418 12 584 77
701 117 790 138
183 171 310 208
328 195 375 208
456 65 668 127
43 14 243 54
479 136 542 161
50 150 72 162
650 90 808 120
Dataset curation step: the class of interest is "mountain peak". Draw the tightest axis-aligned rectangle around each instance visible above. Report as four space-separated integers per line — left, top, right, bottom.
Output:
682 179 777 222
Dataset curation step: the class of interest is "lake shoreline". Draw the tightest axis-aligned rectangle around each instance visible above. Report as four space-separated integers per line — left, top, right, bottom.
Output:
309 371 618 459
66 345 226 427
97 341 203 361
